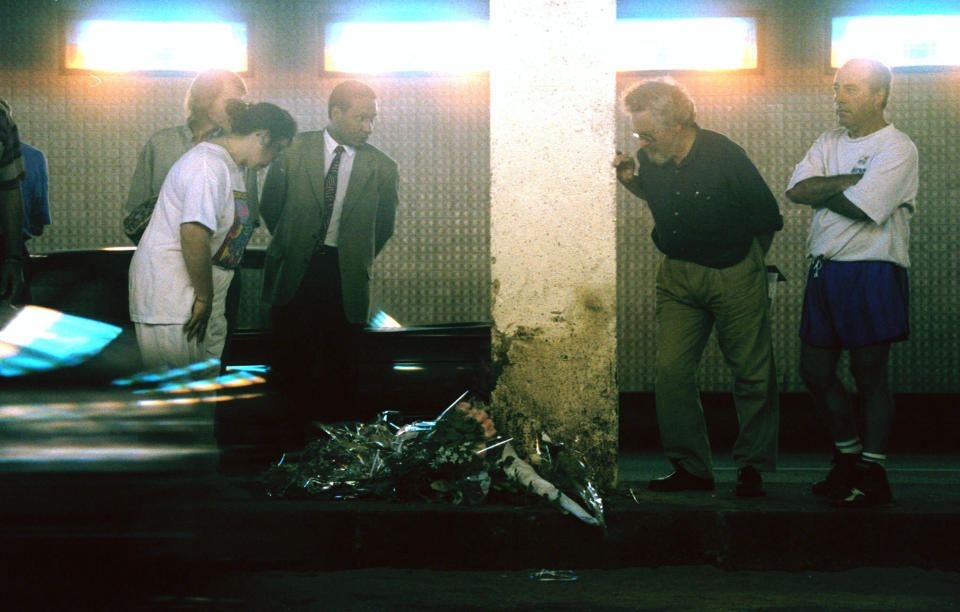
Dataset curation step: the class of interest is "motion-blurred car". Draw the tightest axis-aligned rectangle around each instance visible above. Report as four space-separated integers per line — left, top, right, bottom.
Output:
8 247 491 472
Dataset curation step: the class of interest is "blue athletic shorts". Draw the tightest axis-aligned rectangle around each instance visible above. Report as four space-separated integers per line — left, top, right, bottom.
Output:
800 257 909 349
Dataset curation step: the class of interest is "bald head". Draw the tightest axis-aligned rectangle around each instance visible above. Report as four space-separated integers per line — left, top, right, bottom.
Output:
832 58 893 137
838 58 892 109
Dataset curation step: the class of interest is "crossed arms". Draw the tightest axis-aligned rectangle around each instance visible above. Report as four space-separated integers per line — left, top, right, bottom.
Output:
785 174 869 222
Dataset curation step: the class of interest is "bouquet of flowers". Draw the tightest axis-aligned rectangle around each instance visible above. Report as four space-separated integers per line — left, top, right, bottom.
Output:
264 393 508 505
262 411 398 499
389 397 507 504
497 434 604 527
263 392 605 526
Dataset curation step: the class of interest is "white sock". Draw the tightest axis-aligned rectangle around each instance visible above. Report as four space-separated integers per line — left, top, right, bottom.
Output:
835 438 863 455
861 452 887 467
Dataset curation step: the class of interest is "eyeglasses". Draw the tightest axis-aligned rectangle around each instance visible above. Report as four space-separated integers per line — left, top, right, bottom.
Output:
632 130 659 143
632 124 672 144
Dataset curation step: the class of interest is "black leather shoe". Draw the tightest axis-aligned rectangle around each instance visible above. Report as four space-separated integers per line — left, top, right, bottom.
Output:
735 465 765 497
649 466 715 492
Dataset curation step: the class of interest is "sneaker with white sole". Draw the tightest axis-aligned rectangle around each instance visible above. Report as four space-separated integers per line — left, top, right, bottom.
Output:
812 451 859 500
837 461 893 508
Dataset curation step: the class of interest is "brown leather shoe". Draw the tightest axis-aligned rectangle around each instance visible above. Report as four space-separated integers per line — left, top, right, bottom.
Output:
649 465 715 492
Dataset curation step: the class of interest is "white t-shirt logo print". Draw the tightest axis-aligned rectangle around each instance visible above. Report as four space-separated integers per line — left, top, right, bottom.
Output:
850 155 870 175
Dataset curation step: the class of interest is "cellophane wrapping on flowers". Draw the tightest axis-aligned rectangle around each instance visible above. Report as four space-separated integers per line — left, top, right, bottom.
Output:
505 434 605 527
262 395 605 526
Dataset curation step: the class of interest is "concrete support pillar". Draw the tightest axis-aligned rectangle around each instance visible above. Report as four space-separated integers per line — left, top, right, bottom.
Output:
489 1 618 486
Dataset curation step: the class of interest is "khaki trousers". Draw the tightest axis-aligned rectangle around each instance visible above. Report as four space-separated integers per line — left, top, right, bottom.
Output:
654 240 779 479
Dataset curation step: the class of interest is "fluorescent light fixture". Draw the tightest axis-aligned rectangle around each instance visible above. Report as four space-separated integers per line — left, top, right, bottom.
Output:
324 21 489 73
616 17 757 71
64 18 248 73
832 15 960 68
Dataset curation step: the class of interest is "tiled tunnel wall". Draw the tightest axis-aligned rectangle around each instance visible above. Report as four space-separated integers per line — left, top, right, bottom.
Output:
2 0 957 392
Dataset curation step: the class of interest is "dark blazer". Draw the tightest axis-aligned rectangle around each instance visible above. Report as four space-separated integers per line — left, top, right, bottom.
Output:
260 129 399 323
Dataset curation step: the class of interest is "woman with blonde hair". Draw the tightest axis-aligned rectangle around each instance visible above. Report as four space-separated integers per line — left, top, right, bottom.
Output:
123 69 247 221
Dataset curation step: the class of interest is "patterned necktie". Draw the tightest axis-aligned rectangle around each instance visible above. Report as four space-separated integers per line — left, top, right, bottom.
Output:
317 145 345 248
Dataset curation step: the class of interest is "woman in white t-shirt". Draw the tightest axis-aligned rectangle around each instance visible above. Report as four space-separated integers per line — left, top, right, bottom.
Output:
129 101 296 373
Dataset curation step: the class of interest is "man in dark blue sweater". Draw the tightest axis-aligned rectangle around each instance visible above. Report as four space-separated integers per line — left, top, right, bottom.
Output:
613 78 783 497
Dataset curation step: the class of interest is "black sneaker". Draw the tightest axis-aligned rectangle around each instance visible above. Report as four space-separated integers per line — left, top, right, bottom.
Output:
837 461 893 508
735 465 765 497
648 465 715 492
812 451 859 500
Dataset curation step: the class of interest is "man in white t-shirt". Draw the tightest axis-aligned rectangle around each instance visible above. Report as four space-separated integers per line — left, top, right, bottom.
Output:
786 58 919 508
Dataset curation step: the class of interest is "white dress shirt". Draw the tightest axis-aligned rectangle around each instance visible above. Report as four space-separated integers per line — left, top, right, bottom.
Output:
322 129 356 247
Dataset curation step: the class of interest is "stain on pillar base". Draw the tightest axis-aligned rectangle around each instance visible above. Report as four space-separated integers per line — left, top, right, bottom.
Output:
489 287 618 488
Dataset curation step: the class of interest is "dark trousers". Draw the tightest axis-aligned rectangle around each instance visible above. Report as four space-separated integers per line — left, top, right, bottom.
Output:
221 268 243 368
270 248 363 439
0 236 31 304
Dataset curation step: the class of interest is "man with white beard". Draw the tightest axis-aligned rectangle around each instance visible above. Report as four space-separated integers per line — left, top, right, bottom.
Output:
612 78 783 498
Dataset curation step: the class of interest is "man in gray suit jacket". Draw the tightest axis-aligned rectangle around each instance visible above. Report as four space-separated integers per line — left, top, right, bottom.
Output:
260 80 399 435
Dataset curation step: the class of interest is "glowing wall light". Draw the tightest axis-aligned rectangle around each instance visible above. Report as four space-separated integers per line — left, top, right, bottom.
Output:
64 19 248 73
831 15 960 68
324 21 489 74
615 17 758 71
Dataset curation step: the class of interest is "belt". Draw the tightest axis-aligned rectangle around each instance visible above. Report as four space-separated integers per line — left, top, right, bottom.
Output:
314 244 338 256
